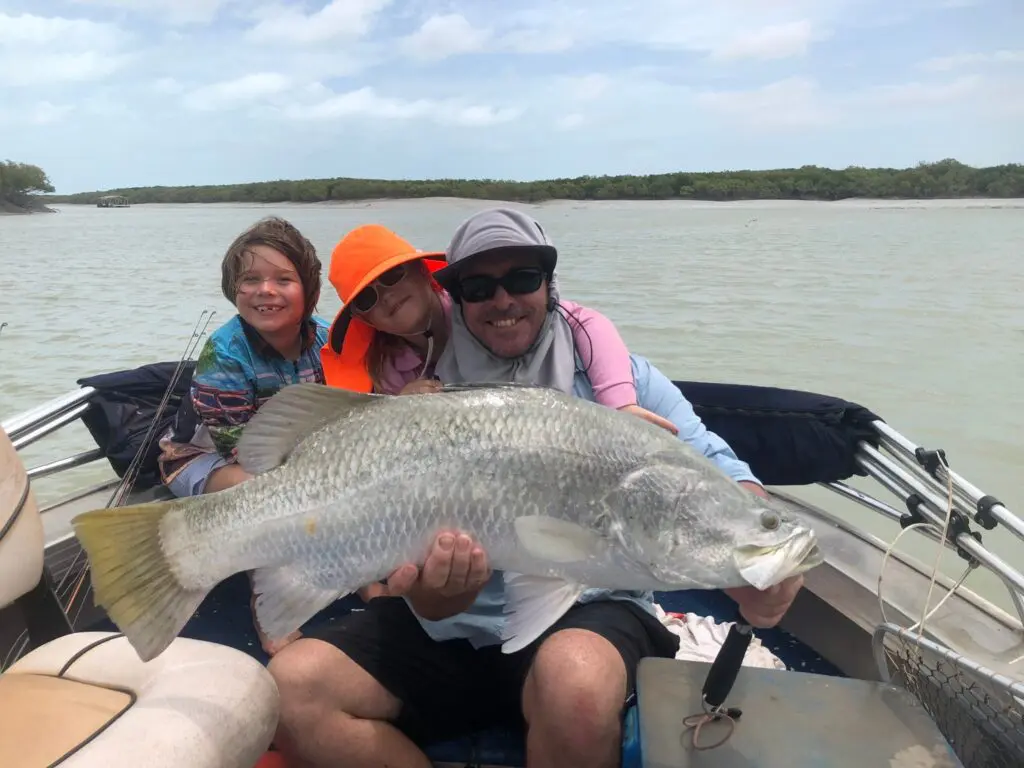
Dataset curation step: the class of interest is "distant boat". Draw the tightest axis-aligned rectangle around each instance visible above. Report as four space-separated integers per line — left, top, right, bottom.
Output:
96 195 129 208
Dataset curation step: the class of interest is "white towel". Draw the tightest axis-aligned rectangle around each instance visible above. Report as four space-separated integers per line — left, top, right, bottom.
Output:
654 604 786 670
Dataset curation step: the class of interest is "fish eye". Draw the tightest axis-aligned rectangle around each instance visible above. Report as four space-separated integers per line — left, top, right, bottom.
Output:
760 510 781 530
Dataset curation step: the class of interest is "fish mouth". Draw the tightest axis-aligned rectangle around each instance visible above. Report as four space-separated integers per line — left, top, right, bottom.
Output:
733 528 824 591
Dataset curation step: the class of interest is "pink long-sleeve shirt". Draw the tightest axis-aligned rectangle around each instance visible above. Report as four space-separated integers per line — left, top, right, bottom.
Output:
378 292 637 409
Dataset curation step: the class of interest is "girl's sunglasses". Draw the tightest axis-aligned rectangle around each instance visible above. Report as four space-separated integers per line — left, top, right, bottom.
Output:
457 267 545 303
350 264 408 313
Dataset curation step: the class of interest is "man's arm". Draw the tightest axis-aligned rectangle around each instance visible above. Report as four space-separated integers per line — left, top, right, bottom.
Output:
631 355 762 487
628 356 806 626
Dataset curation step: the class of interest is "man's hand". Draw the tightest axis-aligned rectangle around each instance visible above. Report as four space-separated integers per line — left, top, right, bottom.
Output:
357 582 390 602
385 530 492 620
726 482 801 626
399 378 443 396
724 575 803 628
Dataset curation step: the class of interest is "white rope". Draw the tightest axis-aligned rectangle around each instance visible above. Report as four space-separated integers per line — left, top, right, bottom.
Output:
876 450 975 636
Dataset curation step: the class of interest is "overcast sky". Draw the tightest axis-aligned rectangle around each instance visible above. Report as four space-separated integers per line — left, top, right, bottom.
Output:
1 0 1021 194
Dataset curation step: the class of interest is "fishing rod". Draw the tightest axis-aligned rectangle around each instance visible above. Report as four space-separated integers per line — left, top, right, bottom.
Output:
61 309 216 630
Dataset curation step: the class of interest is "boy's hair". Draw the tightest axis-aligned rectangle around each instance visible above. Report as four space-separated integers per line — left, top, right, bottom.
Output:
221 216 322 319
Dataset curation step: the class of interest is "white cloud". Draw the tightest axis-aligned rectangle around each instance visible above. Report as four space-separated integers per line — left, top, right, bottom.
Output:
0 100 74 126
0 12 130 86
68 0 234 25
283 85 520 127
153 77 184 94
397 11 573 62
400 13 492 61
181 72 292 111
919 50 1024 72
500 28 574 54
492 0 838 56
1 51 130 87
566 74 611 102
860 76 982 108
391 1 823 62
246 0 393 44
452 104 521 127
556 113 585 131
694 71 1004 133
0 11 122 48
28 101 75 125
697 76 836 129
710 20 818 61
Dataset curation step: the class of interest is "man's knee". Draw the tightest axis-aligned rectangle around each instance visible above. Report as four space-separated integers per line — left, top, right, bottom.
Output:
523 628 627 733
269 637 399 723
269 639 337 715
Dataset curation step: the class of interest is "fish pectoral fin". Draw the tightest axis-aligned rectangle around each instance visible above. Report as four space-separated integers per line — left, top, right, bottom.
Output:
250 564 349 641
513 515 607 563
500 572 585 655
236 383 380 474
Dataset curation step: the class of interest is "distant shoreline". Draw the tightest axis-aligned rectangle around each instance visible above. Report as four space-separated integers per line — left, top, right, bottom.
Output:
0 198 56 216
41 159 1024 207
45 196 1024 210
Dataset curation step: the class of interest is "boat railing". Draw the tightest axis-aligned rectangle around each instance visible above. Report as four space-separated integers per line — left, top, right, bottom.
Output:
872 621 1024 767
2 387 106 483
824 419 1024 629
4 381 1024 631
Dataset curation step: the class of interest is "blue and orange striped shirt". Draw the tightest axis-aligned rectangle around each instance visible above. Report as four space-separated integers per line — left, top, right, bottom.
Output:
158 314 329 483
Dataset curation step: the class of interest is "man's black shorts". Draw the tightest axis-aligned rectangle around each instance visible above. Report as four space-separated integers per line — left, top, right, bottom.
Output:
307 596 680 746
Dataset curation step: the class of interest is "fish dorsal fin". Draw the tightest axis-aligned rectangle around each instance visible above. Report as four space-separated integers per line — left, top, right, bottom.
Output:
237 383 380 474
439 381 552 394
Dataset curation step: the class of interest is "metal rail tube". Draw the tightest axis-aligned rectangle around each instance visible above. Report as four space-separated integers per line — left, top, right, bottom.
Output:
873 420 1024 544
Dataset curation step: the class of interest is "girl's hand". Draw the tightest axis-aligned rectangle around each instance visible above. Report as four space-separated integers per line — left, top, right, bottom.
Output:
399 378 443 396
619 404 679 435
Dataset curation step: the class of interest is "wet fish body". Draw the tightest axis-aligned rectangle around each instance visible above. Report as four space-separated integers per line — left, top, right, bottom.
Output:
72 382 823 661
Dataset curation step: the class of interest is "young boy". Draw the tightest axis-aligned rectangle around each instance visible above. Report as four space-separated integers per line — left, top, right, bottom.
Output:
156 216 329 654
159 216 328 496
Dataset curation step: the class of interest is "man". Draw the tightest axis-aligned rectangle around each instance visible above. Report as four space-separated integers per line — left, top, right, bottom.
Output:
268 208 803 768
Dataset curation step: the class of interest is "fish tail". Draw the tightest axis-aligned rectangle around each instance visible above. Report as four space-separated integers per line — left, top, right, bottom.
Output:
72 501 208 662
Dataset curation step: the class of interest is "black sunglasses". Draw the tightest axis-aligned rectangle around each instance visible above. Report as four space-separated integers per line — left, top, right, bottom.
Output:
457 267 545 303
351 264 408 313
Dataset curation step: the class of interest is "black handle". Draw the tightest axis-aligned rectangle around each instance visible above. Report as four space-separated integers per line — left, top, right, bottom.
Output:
700 622 752 710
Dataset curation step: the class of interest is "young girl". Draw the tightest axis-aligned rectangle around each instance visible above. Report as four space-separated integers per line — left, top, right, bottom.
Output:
319 221 677 434
157 215 330 654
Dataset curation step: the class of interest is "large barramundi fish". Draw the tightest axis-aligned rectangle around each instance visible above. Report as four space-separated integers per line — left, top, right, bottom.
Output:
72 382 823 661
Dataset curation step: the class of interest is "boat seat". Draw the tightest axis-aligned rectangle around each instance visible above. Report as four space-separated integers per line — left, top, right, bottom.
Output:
0 426 280 768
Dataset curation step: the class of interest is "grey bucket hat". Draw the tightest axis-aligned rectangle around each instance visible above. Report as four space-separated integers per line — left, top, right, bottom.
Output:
434 207 557 290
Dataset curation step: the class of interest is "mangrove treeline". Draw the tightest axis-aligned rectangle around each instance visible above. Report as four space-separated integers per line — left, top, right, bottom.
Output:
1 160 55 211
41 158 1024 206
